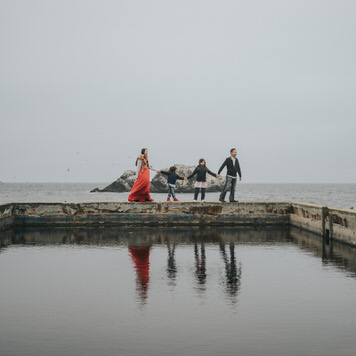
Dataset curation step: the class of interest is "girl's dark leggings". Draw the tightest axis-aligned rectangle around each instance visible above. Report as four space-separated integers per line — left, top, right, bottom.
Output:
194 188 206 200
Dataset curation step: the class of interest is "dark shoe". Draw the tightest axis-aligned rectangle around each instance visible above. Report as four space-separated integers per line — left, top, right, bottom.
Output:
230 200 238 203
219 199 226 203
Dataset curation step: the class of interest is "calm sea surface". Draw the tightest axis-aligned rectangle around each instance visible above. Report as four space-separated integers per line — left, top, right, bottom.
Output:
1 183 356 209
1 226 356 356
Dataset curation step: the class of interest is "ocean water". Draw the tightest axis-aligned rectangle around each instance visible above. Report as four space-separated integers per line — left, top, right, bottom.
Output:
1 183 356 209
1 226 356 356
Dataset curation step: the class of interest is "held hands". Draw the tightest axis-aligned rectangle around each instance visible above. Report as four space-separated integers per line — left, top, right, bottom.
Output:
157 170 161 173
216 174 220 178
184 177 188 181
240 177 242 181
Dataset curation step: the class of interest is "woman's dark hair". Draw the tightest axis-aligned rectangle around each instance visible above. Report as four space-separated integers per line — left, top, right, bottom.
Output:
169 166 176 173
199 158 208 171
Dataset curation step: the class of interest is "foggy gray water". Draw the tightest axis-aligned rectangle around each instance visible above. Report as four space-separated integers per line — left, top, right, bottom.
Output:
1 183 356 209
1 226 356 356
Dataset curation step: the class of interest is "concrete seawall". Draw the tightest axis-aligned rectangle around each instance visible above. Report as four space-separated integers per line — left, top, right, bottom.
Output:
0 203 15 231
1 201 356 246
290 202 356 245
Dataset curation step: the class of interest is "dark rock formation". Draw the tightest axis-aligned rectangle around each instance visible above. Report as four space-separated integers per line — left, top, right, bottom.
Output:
91 164 226 193
91 170 136 193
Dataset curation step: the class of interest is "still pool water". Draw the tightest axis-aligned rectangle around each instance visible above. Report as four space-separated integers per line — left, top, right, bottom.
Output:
1 227 356 356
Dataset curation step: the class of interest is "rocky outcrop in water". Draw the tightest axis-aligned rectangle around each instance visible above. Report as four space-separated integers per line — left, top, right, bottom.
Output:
91 170 137 193
91 164 226 193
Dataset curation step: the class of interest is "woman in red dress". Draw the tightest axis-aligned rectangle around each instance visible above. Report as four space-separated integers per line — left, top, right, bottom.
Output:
128 148 153 202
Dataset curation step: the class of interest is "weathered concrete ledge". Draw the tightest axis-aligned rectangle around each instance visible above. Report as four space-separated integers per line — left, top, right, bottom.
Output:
1 201 356 246
290 202 356 245
10 201 292 227
0 203 15 231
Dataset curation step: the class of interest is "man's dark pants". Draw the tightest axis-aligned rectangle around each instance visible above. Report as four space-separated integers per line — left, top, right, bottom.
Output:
219 176 237 202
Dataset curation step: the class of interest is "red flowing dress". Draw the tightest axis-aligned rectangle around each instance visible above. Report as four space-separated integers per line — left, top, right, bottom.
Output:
128 165 153 202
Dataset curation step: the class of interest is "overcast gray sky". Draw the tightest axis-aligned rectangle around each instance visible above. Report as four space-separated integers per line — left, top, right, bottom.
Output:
1 0 355 183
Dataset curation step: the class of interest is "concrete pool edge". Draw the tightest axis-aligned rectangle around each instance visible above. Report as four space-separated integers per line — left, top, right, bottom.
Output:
0 203 15 231
1 201 356 246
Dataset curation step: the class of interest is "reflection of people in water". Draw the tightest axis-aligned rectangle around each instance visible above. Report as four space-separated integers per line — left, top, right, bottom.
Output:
194 242 207 292
220 242 242 302
128 245 152 304
167 241 177 285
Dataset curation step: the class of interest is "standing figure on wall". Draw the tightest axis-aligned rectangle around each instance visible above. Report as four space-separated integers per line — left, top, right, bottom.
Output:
128 148 153 202
218 148 242 203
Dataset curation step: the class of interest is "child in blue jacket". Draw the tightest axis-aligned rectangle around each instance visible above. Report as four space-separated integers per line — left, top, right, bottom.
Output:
157 166 187 201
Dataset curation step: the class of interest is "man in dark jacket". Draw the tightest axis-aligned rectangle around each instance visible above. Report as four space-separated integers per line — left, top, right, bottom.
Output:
218 148 242 202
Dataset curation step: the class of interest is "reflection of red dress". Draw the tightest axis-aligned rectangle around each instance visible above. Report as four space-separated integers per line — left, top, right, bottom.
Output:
129 246 151 301
128 166 152 202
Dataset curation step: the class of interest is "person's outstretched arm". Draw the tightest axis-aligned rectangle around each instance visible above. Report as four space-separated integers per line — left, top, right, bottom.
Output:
157 170 170 175
187 168 197 180
207 169 218 178
175 174 185 180
218 158 228 175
